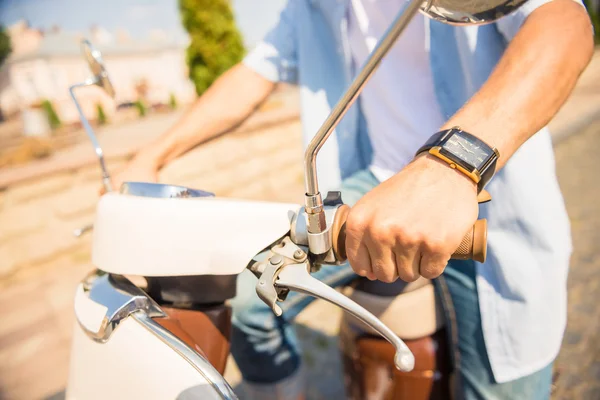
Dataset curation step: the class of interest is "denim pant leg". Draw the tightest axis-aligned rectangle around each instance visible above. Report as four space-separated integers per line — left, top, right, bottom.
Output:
230 170 380 386
438 260 554 400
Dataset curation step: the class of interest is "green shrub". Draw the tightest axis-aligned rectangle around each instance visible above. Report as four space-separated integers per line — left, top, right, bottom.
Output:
169 93 178 109
0 25 11 66
179 0 245 96
134 100 147 117
584 0 600 44
41 99 61 129
96 103 107 125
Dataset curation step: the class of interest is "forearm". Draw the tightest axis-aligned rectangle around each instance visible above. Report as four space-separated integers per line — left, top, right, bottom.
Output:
136 63 275 168
442 0 594 168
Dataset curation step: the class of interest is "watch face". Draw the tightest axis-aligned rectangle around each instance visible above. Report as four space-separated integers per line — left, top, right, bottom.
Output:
441 132 493 170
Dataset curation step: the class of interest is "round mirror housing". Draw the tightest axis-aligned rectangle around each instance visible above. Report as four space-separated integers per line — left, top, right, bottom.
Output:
421 0 528 25
81 40 115 98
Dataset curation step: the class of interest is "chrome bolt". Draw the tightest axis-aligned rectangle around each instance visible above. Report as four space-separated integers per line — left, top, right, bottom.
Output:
293 250 304 260
270 255 283 265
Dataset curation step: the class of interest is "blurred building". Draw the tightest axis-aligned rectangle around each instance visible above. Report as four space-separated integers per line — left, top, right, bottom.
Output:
0 20 196 125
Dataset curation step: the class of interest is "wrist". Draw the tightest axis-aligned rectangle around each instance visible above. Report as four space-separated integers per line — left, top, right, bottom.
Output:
131 147 162 170
414 153 478 194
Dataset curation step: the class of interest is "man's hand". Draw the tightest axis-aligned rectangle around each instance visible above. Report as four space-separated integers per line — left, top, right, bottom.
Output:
100 156 158 195
345 155 478 283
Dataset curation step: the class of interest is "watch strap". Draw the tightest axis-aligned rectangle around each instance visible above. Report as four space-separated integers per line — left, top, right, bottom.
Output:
478 156 497 192
415 130 451 156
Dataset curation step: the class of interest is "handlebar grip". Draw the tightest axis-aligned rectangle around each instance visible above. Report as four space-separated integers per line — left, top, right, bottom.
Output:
332 206 487 264
453 219 487 263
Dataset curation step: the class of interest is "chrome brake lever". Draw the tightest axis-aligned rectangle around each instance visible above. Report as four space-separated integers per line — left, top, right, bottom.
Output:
250 237 415 372
276 263 414 372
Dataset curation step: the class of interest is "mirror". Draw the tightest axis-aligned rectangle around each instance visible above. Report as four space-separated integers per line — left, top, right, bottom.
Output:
81 39 115 98
421 0 528 25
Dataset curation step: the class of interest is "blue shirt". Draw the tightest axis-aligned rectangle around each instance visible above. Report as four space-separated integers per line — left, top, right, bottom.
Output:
244 0 575 382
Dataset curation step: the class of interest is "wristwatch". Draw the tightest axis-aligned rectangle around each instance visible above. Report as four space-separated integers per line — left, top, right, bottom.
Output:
416 127 499 193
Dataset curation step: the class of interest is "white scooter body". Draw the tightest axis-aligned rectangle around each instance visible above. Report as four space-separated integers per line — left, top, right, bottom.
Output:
67 192 300 400
93 192 300 276
68 309 224 400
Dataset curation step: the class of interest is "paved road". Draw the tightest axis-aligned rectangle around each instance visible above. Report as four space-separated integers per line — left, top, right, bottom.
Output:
552 119 600 399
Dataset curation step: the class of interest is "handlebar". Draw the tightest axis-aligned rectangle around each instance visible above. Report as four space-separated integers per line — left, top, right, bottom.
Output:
331 204 488 263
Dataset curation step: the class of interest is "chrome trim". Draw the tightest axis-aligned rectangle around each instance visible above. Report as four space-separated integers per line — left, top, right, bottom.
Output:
291 204 338 247
120 182 214 199
75 271 166 343
69 78 112 193
133 312 238 400
75 271 237 399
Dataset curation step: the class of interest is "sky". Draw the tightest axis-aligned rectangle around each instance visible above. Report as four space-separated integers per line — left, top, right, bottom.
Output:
0 0 287 47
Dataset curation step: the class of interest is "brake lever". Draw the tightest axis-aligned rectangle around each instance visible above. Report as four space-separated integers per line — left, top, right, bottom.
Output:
249 237 415 372
276 263 414 372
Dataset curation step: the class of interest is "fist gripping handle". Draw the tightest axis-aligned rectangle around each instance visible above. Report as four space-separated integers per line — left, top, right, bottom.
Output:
331 205 488 264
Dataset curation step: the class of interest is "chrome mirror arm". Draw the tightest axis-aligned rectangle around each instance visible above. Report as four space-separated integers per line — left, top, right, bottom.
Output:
69 77 112 193
303 0 422 255
70 77 112 238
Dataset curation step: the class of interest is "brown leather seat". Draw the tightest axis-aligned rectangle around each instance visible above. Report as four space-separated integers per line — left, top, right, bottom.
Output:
154 305 232 374
340 277 452 400
342 277 444 339
343 331 452 400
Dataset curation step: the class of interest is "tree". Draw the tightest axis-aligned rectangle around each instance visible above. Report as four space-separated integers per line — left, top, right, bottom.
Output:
0 25 11 66
584 0 600 44
179 0 245 95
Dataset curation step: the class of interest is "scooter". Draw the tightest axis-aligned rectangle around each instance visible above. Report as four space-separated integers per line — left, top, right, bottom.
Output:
65 0 526 398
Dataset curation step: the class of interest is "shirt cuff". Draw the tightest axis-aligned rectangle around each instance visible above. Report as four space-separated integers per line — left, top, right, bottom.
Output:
243 42 298 84
495 0 586 40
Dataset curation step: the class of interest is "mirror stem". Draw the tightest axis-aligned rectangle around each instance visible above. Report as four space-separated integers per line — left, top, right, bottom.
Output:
303 0 422 253
69 78 112 193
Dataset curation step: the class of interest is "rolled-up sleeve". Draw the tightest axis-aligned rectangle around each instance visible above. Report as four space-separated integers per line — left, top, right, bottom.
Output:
243 0 299 84
495 0 586 41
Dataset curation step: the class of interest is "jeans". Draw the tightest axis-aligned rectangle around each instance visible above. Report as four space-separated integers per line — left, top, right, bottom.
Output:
229 169 553 399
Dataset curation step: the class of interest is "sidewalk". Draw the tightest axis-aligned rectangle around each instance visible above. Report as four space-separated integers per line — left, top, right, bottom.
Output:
548 50 600 142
